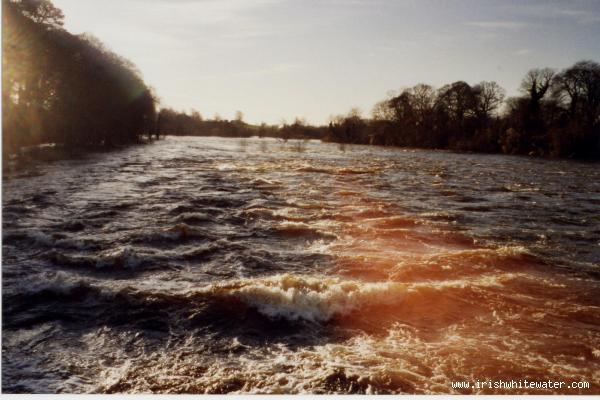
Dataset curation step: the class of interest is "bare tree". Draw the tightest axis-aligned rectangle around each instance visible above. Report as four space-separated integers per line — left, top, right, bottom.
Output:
235 110 244 122
473 81 505 119
553 60 600 124
293 116 307 126
435 81 477 122
371 100 394 120
347 107 362 119
191 109 202 121
410 83 436 114
520 68 555 112
19 0 64 28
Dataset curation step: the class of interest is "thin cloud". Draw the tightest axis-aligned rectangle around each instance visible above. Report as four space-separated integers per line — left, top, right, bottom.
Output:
236 62 304 77
510 4 600 25
194 62 303 80
551 8 600 24
465 21 526 30
515 48 531 56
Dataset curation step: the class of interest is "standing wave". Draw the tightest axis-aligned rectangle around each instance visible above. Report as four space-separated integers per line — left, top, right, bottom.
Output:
196 274 407 322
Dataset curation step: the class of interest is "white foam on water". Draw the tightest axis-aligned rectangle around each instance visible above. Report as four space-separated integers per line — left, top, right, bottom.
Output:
96 246 142 269
198 274 407 322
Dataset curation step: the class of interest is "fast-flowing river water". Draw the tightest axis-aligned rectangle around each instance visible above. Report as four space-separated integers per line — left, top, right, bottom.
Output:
3 136 600 394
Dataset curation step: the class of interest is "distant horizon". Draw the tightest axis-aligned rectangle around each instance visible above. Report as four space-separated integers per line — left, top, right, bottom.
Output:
53 0 600 125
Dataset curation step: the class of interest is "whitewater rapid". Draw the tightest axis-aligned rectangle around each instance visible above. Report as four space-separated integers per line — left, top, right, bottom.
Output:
3 136 599 393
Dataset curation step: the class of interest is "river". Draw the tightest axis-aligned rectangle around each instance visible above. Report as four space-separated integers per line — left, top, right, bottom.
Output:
2 136 600 393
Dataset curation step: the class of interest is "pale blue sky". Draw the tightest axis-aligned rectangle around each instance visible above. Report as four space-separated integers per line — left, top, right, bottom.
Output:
53 0 600 125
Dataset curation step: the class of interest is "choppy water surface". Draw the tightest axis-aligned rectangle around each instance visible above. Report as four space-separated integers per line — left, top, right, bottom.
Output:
3 136 600 394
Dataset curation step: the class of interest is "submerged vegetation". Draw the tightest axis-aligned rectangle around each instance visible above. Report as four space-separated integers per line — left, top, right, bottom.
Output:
162 61 600 159
2 0 157 159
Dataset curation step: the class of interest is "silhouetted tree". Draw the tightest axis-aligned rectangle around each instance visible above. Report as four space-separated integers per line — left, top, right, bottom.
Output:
521 68 555 114
549 61 600 157
473 81 505 121
100 55 600 160
2 0 157 158
235 110 244 122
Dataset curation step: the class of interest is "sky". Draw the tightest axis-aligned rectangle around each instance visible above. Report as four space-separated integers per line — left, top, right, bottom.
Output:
52 0 600 125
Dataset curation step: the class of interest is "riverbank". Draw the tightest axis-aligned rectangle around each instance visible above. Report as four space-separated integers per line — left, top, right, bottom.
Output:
2 138 162 179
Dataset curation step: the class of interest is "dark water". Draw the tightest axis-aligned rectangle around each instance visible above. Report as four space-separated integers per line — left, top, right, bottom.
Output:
2 136 600 393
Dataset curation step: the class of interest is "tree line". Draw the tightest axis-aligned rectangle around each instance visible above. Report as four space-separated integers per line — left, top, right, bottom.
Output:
3 0 598 160
162 61 600 159
329 62 600 159
157 109 326 141
2 0 157 158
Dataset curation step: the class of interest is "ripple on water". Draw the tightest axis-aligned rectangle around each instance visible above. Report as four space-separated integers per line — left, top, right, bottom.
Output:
2 136 599 394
